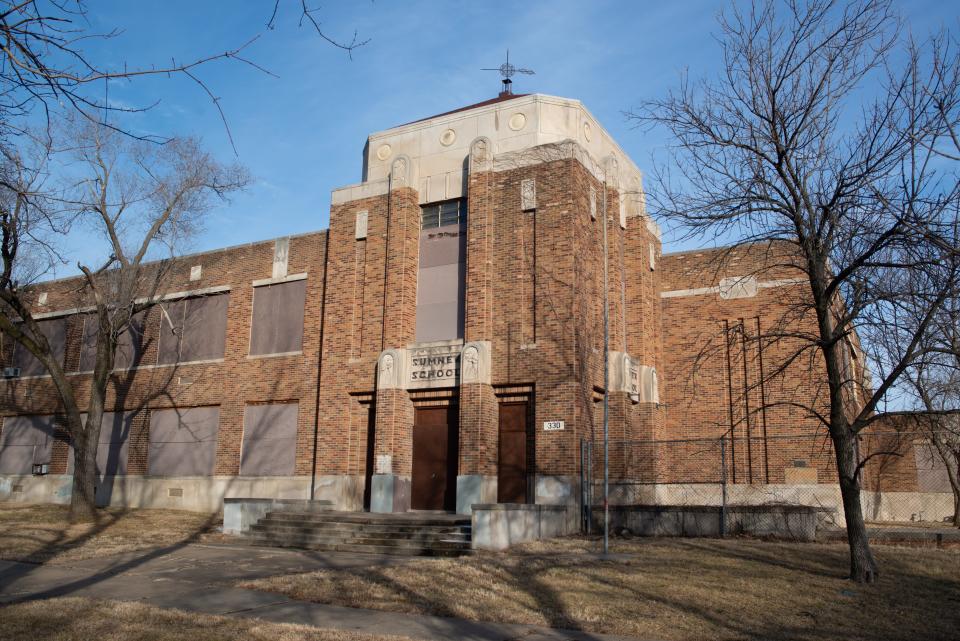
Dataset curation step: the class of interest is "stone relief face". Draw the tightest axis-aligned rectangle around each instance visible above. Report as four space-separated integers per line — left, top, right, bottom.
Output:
471 138 489 165
391 158 407 185
463 346 479 379
380 353 394 377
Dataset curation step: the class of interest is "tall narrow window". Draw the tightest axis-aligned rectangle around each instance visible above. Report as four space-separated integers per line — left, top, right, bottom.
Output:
416 199 466 342
250 280 307 356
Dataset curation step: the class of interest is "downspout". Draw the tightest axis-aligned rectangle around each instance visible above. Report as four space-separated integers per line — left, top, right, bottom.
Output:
310 230 331 501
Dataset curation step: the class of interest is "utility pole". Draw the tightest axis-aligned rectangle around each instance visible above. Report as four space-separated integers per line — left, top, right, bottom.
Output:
602 187 610 556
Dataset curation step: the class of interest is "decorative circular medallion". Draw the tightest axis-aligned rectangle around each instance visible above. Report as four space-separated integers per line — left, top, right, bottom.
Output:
582 121 593 142
508 113 527 131
375 144 392 161
440 129 456 146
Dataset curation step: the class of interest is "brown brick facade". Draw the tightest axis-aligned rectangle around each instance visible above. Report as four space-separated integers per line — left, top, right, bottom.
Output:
0 94 932 514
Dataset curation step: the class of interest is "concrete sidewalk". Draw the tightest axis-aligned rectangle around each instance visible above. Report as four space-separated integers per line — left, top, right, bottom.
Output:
0 543 641 641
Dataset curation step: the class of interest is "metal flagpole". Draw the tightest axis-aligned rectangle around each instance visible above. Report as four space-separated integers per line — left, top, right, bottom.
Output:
602 186 610 556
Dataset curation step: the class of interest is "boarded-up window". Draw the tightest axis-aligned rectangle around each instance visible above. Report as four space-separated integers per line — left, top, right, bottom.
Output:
147 407 220 476
0 415 55 473
240 403 298 476
158 294 229 364
12 318 66 376
113 312 147 370
250 280 306 356
95 411 135 477
416 209 466 342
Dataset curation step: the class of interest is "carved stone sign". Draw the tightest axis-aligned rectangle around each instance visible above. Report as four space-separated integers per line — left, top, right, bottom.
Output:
409 342 461 388
521 179 536 211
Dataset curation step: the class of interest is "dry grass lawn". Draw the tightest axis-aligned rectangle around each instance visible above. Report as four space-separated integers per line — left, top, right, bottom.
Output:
0 502 224 564
243 537 960 641
0 597 415 641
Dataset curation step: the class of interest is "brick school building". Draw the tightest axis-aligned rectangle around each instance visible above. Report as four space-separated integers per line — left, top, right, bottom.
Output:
0 92 950 523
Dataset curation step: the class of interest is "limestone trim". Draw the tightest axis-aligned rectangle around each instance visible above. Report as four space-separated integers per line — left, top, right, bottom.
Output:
251 273 308 288
129 285 232 307
660 277 807 299
331 178 390 205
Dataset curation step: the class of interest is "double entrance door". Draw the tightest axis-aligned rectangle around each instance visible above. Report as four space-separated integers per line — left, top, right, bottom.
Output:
404 400 532 511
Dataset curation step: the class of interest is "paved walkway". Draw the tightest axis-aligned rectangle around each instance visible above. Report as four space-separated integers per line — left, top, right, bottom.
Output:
0 543 641 641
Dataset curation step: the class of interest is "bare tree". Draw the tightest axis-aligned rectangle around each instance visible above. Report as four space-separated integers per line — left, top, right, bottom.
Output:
631 0 960 582
902 294 960 527
1 0 366 146
0 118 248 519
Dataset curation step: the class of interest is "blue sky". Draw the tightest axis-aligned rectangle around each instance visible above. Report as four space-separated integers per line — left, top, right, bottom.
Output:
58 0 956 269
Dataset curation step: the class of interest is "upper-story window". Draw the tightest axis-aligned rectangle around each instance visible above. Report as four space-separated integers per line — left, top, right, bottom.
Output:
158 293 230 365
11 318 66 376
421 199 466 229
249 279 307 356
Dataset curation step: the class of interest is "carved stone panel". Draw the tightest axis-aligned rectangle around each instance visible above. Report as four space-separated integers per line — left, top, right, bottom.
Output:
377 348 408 390
272 237 290 279
460 341 491 385
391 157 408 187
590 186 597 220
408 341 461 389
521 179 536 211
355 210 369 240
638 365 660 404
469 137 493 172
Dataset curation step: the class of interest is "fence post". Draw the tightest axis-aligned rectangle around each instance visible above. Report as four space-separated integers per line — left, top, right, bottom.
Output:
720 437 727 538
587 439 593 534
580 438 587 533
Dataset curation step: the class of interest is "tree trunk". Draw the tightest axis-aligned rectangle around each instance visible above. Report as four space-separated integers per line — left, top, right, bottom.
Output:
953 491 959 528
69 339 111 522
69 422 98 522
833 428 879 583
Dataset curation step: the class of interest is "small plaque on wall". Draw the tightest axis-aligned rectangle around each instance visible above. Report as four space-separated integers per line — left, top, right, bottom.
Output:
543 420 565 431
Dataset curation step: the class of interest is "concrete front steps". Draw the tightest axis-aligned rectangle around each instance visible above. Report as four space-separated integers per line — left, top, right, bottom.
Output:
244 510 473 557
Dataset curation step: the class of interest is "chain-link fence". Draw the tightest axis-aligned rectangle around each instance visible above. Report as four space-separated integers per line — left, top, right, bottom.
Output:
580 431 957 534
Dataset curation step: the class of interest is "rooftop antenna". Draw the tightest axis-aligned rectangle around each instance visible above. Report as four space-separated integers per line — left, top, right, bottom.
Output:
482 50 535 96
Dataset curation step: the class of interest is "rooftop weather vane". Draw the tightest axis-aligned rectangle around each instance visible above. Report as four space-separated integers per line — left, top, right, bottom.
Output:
482 50 535 96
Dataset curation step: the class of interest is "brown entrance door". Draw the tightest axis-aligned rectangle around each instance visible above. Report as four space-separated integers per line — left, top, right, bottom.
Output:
411 405 459 510
498 402 528 503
